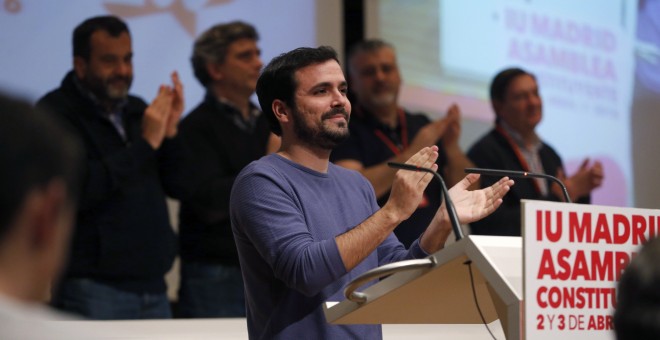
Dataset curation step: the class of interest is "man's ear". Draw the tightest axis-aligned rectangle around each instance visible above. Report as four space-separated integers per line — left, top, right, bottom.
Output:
29 180 68 251
492 100 503 118
272 99 291 124
73 56 87 80
206 63 223 82
25 180 72 302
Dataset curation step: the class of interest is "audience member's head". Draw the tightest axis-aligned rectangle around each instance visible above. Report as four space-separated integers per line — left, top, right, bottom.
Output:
614 236 660 340
346 39 401 110
191 21 262 95
256 46 340 136
72 15 133 103
0 93 82 302
489 67 542 134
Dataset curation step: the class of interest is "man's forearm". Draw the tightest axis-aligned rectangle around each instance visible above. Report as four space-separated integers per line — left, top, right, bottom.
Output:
335 205 403 271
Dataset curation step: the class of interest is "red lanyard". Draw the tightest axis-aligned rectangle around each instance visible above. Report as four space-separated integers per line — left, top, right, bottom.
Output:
374 109 429 207
373 108 408 155
495 124 542 194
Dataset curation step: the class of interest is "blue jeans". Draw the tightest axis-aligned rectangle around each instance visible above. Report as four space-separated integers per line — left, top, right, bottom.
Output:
176 261 246 318
51 278 172 320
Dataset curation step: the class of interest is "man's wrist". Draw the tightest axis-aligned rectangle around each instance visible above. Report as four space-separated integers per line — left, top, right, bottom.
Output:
379 204 405 228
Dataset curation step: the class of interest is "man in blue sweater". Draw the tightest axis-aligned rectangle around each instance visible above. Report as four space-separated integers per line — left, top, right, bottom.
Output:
229 46 514 339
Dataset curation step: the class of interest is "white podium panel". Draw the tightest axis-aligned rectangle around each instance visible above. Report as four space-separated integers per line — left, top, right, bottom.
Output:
325 235 522 339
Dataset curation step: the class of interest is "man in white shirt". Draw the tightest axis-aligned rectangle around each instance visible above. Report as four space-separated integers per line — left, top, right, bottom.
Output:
0 93 87 339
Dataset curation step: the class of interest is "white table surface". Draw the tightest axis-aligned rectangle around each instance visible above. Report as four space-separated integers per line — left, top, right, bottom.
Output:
56 318 506 339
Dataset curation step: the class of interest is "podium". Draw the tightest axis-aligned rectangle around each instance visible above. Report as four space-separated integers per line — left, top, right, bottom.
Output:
323 235 523 339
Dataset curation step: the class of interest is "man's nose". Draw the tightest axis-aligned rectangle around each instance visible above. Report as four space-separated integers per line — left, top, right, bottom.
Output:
116 61 132 77
332 90 348 105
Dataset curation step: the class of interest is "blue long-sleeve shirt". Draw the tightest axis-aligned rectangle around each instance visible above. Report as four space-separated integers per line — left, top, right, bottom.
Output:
230 154 428 339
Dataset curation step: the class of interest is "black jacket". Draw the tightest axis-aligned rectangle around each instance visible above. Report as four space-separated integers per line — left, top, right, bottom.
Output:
467 128 589 236
175 95 271 264
37 71 178 293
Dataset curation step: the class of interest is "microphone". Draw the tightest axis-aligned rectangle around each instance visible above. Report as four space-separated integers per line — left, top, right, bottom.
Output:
464 168 571 203
387 162 463 241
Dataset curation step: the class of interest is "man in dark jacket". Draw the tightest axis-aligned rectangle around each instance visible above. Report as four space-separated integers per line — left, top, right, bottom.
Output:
172 21 278 318
467 67 603 236
37 15 184 319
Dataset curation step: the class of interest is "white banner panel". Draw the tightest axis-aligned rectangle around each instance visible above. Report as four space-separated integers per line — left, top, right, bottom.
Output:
522 200 660 339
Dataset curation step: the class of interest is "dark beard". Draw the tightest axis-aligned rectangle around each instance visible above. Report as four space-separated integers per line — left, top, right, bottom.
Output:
293 107 350 150
83 75 132 102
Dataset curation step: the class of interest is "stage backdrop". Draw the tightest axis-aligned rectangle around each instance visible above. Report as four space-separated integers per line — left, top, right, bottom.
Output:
366 0 660 209
0 0 342 114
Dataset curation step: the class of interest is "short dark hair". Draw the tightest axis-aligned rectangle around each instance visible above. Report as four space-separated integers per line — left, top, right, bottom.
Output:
489 67 536 121
489 67 535 103
346 38 394 74
256 46 339 136
614 237 660 340
191 21 259 87
0 94 82 242
73 15 129 60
